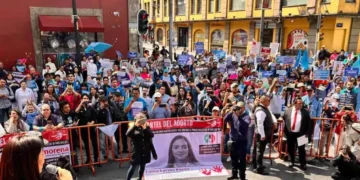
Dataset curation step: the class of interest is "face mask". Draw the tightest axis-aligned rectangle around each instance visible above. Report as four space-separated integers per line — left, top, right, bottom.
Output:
90 60 94 63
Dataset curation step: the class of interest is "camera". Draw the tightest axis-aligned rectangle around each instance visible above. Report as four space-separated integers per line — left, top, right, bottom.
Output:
344 106 353 111
159 104 167 108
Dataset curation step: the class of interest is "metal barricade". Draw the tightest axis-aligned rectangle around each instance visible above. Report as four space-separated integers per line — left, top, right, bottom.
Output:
278 118 341 161
67 123 108 176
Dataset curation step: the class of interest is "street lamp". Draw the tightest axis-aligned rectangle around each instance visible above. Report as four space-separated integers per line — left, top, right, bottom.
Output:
72 0 81 72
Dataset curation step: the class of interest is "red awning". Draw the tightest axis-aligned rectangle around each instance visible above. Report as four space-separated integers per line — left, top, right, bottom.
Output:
38 15 104 32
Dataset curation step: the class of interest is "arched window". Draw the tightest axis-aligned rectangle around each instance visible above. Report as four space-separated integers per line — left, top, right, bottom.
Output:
194 30 204 42
210 29 224 50
157 28 164 45
231 29 248 54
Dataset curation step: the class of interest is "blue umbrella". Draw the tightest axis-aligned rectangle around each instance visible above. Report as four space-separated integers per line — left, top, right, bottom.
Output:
85 42 112 53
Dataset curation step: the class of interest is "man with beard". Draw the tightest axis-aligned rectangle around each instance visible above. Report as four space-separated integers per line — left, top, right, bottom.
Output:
208 61 219 80
199 85 222 116
223 83 244 107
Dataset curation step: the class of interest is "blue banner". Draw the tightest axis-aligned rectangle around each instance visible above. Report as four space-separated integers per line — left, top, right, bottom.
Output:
313 70 329 80
178 55 189 66
195 42 204 54
283 56 295 65
344 68 359 77
262 71 273 78
127 52 138 58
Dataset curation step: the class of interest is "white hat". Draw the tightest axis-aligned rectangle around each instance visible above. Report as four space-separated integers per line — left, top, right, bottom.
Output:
251 69 257 73
318 85 326 91
297 83 305 87
154 92 162 98
231 83 239 88
237 67 243 72
121 66 127 70
212 106 220 111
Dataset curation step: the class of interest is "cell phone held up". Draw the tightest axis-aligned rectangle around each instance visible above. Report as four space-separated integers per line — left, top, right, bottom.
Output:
159 104 167 108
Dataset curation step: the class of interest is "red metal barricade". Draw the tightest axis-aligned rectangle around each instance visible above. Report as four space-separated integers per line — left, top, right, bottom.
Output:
67 124 109 176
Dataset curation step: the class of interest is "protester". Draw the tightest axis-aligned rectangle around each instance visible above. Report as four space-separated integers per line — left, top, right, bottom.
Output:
4 109 29 133
0 78 14 125
126 113 157 180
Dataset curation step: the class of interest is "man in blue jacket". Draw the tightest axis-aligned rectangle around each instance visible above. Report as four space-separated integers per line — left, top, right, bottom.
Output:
225 102 250 180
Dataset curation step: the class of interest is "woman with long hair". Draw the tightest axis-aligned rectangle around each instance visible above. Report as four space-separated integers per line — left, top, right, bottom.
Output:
45 84 59 101
126 113 157 180
0 135 72 180
177 92 196 117
4 109 29 134
176 87 187 103
74 67 83 83
89 87 99 105
167 135 200 168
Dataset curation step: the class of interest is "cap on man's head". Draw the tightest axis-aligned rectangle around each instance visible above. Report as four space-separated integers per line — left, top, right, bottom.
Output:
297 82 305 87
306 86 313 91
212 106 220 112
231 83 239 89
154 92 162 98
236 101 245 108
114 92 122 97
251 69 257 73
232 105 241 111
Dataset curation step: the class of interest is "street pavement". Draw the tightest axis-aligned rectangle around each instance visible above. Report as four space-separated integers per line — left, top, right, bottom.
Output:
77 156 334 180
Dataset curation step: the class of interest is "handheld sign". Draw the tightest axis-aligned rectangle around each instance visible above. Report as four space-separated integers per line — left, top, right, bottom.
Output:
344 68 359 77
139 58 147 67
195 42 204 54
164 59 171 67
283 56 295 65
256 57 263 63
262 71 273 78
313 70 329 80
218 63 226 73
178 55 189 66
127 52 138 59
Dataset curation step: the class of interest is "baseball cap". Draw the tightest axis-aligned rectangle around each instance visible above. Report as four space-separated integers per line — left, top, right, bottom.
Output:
232 105 241 111
231 83 239 88
237 101 245 108
212 106 220 111
297 83 305 87
154 92 162 98
251 69 257 73
306 86 313 91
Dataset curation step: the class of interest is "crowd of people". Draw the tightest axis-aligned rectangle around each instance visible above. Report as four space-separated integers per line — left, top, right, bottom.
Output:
0 44 359 179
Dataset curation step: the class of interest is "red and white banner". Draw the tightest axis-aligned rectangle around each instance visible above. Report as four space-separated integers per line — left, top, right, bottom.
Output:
0 129 71 165
145 118 228 180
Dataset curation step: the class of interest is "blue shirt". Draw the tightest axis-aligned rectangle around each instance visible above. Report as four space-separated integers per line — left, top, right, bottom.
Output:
124 97 148 120
63 81 81 92
302 95 321 118
225 111 250 142
106 86 125 97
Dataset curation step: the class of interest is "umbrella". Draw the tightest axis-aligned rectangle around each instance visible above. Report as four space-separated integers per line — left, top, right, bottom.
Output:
85 42 112 53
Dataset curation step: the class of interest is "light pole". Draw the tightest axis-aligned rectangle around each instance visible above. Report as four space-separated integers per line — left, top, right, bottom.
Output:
259 0 266 46
169 0 174 61
72 0 81 72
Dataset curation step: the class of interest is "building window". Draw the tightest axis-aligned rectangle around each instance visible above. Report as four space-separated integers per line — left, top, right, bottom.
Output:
209 0 215 13
256 0 272 8
345 0 355 2
230 0 245 10
282 0 307 6
216 0 221 12
176 0 186 15
157 28 164 45
197 0 202 14
157 0 160 15
191 0 196 14
210 29 224 50
232 29 248 47
164 0 168 16
194 30 205 42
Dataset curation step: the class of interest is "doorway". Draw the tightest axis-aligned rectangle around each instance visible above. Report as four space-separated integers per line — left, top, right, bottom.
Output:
262 29 274 47
178 27 188 47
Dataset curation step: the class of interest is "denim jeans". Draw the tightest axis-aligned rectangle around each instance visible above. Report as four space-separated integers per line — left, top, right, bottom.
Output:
246 125 255 155
100 132 119 158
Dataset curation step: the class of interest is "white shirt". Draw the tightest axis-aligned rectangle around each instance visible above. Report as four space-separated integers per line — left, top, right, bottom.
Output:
46 62 57 73
267 91 282 115
290 107 302 133
86 62 98 77
55 70 66 80
255 111 266 138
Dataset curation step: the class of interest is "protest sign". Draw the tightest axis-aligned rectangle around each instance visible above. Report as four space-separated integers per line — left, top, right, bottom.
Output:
195 42 205 54
178 55 189 66
250 42 261 55
235 53 242 63
276 56 284 64
218 63 226 73
164 59 171 67
333 61 344 75
195 67 209 76
212 50 226 59
139 58 148 67
261 47 271 55
226 56 233 66
115 50 123 57
262 71 273 78
344 68 359 77
270 43 279 56
308 57 314 65
256 57 262 63
283 56 295 65
313 70 329 80
144 118 228 180
0 129 71 165
127 52 138 59
276 70 287 76
279 75 286 82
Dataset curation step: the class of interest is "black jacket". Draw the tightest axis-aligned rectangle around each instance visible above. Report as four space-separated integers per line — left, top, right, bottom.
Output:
332 152 360 177
282 107 312 137
96 107 116 125
77 105 97 125
110 100 127 121
126 125 157 165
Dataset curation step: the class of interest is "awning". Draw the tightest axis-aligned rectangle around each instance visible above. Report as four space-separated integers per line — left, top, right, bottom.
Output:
38 15 104 32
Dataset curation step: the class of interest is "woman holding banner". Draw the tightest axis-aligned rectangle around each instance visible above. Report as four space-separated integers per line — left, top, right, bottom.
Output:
166 135 200 168
126 113 157 180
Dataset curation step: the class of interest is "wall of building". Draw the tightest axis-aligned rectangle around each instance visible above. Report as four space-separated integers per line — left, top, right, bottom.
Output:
0 0 129 69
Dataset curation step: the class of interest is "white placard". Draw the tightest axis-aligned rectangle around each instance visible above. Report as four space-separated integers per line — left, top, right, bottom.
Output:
270 43 280 56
